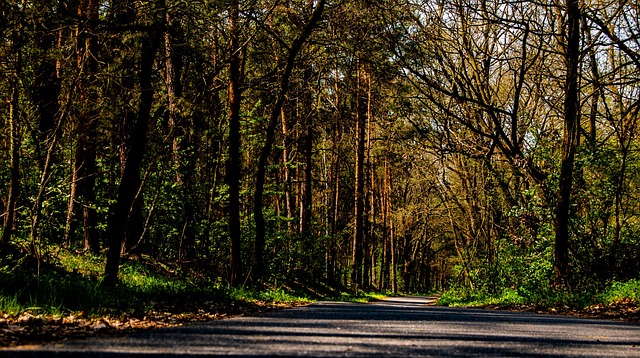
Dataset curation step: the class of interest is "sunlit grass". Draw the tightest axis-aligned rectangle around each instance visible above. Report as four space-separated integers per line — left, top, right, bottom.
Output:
600 279 640 304
438 280 640 310
1 245 397 320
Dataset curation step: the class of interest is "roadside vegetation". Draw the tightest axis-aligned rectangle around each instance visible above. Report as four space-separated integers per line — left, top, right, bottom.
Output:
0 244 380 347
438 280 640 321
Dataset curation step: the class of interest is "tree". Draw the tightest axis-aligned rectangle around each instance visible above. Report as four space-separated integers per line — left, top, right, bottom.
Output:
104 4 163 287
28 0 64 251
253 0 326 283
64 0 100 252
226 0 243 287
2 1 23 243
553 0 580 286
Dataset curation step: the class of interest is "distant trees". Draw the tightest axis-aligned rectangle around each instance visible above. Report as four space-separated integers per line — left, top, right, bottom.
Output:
1 0 639 293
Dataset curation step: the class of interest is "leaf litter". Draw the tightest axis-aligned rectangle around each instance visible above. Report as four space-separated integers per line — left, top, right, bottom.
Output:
0 300 307 348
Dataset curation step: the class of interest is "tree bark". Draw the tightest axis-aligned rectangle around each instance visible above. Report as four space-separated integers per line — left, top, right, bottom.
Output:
351 62 366 290
554 0 581 287
2 35 21 243
300 68 314 236
64 0 100 252
104 25 160 287
164 11 194 262
227 0 243 287
32 0 61 171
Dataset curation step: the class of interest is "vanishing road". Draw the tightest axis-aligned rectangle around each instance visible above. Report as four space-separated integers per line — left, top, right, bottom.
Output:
2 296 639 357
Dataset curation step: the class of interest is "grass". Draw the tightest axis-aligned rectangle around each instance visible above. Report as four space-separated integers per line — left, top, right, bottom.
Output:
330 291 392 303
0 244 388 320
599 279 640 305
438 280 640 313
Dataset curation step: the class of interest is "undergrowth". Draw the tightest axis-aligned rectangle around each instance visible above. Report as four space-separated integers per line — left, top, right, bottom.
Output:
0 244 382 318
438 279 640 309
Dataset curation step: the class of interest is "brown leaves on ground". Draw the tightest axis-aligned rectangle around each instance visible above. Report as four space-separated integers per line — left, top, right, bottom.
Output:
579 299 640 322
0 300 307 348
482 299 640 323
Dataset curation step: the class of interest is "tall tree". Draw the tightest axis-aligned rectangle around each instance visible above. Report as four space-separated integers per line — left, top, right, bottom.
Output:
28 0 63 250
63 0 101 252
104 7 162 287
253 0 326 283
553 0 581 286
2 5 22 243
226 0 243 287
351 61 367 289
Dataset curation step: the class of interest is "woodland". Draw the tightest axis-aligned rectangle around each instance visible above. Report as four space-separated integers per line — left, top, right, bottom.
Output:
1 0 640 318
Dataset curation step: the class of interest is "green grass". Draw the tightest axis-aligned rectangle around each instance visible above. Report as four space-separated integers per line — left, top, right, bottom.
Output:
329 291 392 303
599 279 640 304
0 245 388 319
438 280 640 310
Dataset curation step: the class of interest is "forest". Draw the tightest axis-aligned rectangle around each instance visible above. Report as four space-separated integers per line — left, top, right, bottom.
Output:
1 0 640 312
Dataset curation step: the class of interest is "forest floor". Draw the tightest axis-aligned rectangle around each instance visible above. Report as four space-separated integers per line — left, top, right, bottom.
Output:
478 299 640 323
0 297 309 348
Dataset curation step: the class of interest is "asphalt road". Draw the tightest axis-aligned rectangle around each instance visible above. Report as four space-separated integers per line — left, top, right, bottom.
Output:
2 296 639 357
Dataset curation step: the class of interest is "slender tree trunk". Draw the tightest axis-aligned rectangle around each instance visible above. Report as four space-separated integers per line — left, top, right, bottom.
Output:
29 3 62 247
301 68 314 236
554 0 581 287
367 69 375 290
281 109 293 234
164 11 195 262
104 25 160 287
2 41 21 243
328 125 342 283
227 0 243 287
390 217 397 294
32 0 61 171
64 0 100 252
253 0 325 283
352 62 366 290
379 137 391 290
328 58 342 283
581 17 599 146
165 11 184 185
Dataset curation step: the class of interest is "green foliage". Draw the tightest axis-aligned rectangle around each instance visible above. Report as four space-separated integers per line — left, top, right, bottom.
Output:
600 280 640 304
225 287 311 305
331 291 391 303
439 280 640 311
438 287 525 307
0 247 320 317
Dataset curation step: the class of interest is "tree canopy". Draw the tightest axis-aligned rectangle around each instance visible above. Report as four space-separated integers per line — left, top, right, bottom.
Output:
2 0 640 295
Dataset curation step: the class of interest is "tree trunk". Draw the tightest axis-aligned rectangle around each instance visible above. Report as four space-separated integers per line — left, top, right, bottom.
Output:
300 68 314 236
29 2 62 247
351 62 366 290
554 0 580 287
164 11 194 262
379 138 391 290
64 0 100 252
253 0 325 283
104 25 160 287
2 38 21 243
281 108 293 234
32 0 61 171
227 0 243 287
390 218 397 294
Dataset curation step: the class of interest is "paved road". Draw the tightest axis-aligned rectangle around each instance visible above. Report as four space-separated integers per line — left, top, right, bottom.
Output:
2 296 639 357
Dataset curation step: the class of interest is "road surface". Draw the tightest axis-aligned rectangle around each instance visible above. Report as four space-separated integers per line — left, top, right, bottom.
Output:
2 296 639 357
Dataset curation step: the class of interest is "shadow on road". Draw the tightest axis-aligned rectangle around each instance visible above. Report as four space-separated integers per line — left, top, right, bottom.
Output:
3 296 639 357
